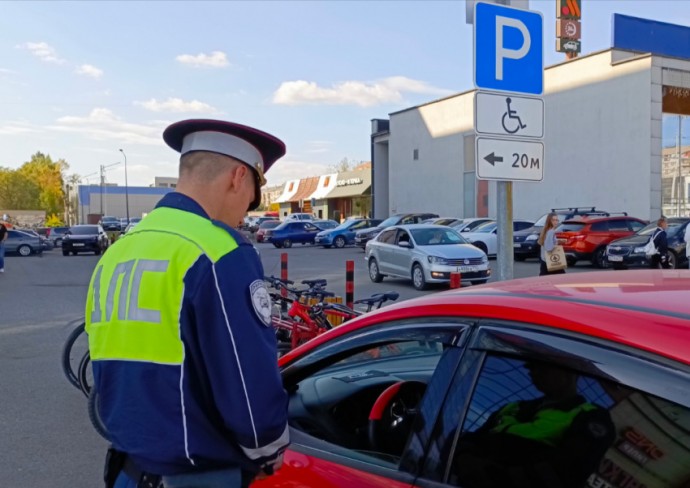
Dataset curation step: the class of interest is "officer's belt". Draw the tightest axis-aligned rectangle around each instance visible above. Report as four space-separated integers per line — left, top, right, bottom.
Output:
122 456 162 488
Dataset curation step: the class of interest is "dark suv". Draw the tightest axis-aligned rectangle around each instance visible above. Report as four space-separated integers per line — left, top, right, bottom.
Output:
354 213 439 249
100 216 121 232
513 207 610 261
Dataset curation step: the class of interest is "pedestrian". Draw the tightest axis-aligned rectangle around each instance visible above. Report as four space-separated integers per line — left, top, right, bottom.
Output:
85 119 290 488
649 216 670 269
684 220 690 269
537 212 566 276
0 222 7 273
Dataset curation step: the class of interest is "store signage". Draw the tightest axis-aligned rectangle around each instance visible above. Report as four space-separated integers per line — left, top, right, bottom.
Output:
616 427 664 466
337 178 363 187
557 19 581 39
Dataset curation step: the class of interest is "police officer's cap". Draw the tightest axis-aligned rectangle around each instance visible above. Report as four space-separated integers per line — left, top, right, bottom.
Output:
163 119 286 210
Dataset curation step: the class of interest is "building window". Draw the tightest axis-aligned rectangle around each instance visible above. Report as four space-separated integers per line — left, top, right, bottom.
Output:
324 176 331 186
289 182 294 192
413 149 419 161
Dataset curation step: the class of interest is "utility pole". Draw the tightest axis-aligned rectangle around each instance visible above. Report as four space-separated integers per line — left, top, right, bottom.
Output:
119 149 130 223
100 162 121 217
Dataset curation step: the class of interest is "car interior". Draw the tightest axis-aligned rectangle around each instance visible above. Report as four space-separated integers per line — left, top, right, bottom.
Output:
286 341 444 463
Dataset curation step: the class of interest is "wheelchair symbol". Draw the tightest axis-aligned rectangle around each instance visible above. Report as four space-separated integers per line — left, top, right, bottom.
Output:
501 97 527 134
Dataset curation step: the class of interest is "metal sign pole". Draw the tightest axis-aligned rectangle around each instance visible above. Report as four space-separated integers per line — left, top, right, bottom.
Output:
496 181 514 280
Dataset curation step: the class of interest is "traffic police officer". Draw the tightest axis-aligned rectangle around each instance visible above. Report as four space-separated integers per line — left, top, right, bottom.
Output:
85 119 289 487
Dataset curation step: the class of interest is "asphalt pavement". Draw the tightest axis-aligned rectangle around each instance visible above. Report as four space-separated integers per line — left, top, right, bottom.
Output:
0 239 595 487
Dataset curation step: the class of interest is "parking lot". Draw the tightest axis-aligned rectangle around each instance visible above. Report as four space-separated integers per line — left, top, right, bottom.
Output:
0 240 599 487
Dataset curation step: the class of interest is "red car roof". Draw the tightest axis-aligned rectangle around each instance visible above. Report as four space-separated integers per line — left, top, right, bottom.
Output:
281 270 690 366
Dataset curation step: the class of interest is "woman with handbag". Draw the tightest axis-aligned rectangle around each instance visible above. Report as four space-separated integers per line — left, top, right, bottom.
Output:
537 212 566 276
649 217 670 269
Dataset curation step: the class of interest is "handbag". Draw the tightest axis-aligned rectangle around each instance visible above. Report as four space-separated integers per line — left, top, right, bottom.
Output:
643 231 659 257
545 245 568 272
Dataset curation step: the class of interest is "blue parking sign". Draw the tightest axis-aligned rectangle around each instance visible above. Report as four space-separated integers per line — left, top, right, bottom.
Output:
474 2 543 95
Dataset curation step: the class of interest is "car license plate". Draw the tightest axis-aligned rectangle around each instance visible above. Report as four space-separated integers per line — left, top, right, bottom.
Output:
73 243 84 247
458 266 478 273
513 243 520 248
608 255 623 262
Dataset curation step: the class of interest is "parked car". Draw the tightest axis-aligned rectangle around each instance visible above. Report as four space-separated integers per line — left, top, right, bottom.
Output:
242 215 260 231
450 217 495 233
249 216 280 233
100 216 121 232
315 218 382 248
62 225 109 255
256 220 281 243
422 217 464 227
254 270 690 488
284 213 314 222
606 217 689 269
556 215 647 268
268 221 322 248
38 226 70 247
513 207 610 261
354 213 439 249
365 224 490 289
462 219 535 257
313 219 339 230
4 229 44 256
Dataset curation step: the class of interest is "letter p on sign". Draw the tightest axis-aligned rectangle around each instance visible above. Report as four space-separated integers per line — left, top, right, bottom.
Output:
474 2 543 95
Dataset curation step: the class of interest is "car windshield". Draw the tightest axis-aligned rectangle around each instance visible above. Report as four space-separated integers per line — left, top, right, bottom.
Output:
637 221 686 236
473 222 497 233
411 228 469 245
69 226 98 235
378 215 401 228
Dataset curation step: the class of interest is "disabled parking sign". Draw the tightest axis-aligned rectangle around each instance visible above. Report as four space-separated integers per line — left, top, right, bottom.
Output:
474 2 544 95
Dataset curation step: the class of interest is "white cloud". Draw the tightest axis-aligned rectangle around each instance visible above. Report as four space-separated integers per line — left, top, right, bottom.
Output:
265 159 330 187
17 42 66 64
134 97 217 114
272 76 454 107
176 51 229 68
50 108 165 145
75 64 104 79
305 141 333 154
0 121 39 135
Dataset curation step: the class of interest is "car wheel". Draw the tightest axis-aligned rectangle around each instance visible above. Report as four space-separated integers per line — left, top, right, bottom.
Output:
17 245 31 257
412 264 428 291
334 236 346 249
473 241 488 254
368 258 383 283
593 247 609 269
667 251 677 269
62 250 69 256
566 256 577 267
283 239 292 248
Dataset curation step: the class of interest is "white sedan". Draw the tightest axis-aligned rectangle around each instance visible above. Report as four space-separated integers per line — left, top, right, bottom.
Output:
462 220 535 257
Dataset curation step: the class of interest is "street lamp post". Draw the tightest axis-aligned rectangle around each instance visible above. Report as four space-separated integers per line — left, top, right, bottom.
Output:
119 149 130 223
100 162 121 217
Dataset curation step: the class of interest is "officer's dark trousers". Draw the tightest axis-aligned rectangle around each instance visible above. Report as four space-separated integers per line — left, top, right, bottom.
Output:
115 467 250 488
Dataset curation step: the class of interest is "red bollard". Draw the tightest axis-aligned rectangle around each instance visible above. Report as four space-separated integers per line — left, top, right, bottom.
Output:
281 252 288 298
346 260 354 309
450 272 462 289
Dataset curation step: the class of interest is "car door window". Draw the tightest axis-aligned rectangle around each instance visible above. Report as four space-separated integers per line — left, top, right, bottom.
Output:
396 230 411 246
590 221 609 232
438 336 690 488
283 322 465 474
608 220 629 232
377 229 397 244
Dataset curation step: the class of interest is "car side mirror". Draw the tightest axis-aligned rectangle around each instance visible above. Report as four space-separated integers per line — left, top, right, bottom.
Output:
399 241 412 248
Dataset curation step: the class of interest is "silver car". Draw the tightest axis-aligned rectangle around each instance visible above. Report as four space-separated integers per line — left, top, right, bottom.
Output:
365 224 490 290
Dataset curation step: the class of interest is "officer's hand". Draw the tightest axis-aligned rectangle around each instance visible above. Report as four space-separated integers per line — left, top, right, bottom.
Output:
254 453 284 481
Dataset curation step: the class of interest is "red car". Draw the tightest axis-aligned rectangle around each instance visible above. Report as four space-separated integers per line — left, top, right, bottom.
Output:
256 271 690 488
256 220 281 243
556 215 647 268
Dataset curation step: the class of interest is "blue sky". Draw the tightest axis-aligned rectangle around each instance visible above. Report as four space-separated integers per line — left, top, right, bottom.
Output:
1 0 689 188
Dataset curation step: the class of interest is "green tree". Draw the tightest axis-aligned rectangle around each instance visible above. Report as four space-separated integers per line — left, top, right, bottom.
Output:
18 152 68 217
0 168 41 209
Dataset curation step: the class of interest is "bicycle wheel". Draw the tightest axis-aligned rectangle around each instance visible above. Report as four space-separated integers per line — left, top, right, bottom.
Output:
78 351 93 397
87 387 111 441
61 320 87 390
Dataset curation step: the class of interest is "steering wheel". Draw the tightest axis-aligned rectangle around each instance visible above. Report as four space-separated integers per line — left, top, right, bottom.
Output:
368 380 427 456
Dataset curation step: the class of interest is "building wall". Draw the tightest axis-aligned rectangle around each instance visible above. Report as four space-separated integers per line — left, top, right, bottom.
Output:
78 186 173 223
388 93 473 217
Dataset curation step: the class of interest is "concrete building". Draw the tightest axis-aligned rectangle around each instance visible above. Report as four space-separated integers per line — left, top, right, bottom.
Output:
77 185 173 223
153 176 178 188
371 15 690 222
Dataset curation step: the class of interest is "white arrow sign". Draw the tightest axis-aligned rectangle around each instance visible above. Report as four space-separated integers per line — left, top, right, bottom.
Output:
475 91 544 138
476 137 544 181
